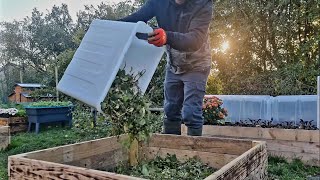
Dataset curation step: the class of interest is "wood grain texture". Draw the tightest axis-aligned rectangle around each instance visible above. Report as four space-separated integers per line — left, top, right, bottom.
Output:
0 117 28 133
0 126 10 150
20 135 127 164
205 142 268 180
186 125 320 166
148 134 253 155
9 156 144 180
186 125 320 143
9 134 267 180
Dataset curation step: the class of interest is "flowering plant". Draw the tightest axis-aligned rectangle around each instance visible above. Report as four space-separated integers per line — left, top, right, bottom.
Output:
0 108 19 117
202 96 228 125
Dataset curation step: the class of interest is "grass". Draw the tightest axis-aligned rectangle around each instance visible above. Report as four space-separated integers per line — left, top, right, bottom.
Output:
1 126 319 180
268 156 320 180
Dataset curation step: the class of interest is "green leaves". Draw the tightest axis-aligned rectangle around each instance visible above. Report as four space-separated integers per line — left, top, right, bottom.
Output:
102 69 156 146
27 101 72 107
141 164 149 176
115 154 215 180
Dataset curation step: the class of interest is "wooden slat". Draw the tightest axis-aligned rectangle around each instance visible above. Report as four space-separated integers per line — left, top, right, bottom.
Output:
0 126 10 150
67 148 128 170
10 124 28 134
148 134 253 155
0 117 28 133
243 153 268 180
19 135 127 164
205 142 268 180
0 117 27 125
142 146 238 169
185 125 320 167
230 138 319 167
9 134 268 179
266 140 319 155
191 125 320 143
9 156 144 180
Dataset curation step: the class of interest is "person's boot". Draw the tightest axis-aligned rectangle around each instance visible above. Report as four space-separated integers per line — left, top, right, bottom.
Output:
187 127 202 136
163 119 181 135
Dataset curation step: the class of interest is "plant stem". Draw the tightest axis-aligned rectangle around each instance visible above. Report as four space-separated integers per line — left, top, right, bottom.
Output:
129 138 138 166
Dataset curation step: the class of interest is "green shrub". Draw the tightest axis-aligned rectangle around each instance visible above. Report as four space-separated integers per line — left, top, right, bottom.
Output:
26 101 72 107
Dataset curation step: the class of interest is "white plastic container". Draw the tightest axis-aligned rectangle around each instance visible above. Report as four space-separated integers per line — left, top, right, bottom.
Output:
57 20 165 111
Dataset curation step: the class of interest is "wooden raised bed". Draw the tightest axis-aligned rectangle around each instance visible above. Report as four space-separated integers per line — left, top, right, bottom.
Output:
182 125 320 167
0 126 10 150
9 134 267 180
0 117 28 134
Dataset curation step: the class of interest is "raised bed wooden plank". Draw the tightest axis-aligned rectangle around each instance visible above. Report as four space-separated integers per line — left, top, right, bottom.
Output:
196 125 319 143
183 125 320 167
0 126 10 150
205 141 267 180
21 135 127 166
142 147 238 169
9 134 267 180
148 134 252 155
0 117 28 134
9 157 143 180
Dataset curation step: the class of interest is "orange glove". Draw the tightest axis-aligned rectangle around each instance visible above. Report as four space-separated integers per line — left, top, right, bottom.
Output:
148 28 167 47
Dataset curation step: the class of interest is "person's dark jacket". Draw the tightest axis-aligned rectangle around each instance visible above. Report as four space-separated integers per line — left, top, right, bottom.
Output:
120 0 213 74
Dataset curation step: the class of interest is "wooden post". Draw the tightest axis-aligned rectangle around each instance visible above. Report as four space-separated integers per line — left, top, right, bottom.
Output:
317 76 319 129
55 66 59 101
19 70 23 83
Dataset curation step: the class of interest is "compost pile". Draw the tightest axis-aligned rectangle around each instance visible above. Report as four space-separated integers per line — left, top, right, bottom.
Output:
115 154 215 180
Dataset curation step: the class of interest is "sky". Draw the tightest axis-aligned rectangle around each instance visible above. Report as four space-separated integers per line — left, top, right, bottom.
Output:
0 0 125 22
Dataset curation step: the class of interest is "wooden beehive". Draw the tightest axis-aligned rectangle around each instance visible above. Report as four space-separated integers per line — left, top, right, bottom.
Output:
9 134 267 180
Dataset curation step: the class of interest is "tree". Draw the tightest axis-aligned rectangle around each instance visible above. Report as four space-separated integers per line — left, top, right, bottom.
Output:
210 0 320 95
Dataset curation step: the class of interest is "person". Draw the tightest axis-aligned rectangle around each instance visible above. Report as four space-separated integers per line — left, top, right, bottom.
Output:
119 0 214 136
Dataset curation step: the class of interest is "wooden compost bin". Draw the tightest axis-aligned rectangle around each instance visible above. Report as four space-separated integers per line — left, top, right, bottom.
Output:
0 117 28 134
182 125 320 167
9 134 267 180
0 126 10 150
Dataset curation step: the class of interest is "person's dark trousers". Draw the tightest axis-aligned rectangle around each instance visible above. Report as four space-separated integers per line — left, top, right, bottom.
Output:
163 67 210 136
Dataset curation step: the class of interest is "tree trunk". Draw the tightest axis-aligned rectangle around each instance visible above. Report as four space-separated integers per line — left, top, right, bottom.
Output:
55 66 59 101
